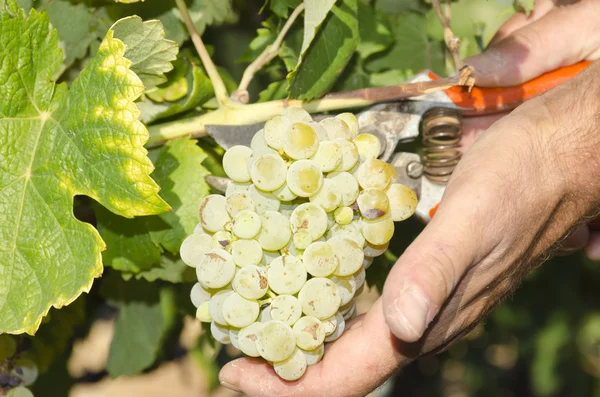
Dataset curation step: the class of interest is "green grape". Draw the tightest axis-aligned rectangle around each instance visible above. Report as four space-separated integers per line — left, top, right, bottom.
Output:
257 211 292 251
7 387 34 397
293 229 313 249
327 172 359 207
353 267 366 290
273 347 308 381
355 158 397 190
225 192 255 217
283 122 319 160
196 249 236 289
293 316 325 351
333 138 359 172
270 295 303 326
320 117 352 140
255 320 297 362
251 128 269 151
386 183 418 221
247 185 281 214
229 327 240 349
209 289 234 325
198 195 231 233
211 321 231 344
232 210 261 239
309 178 341 212
246 147 279 171
324 312 345 342
321 314 338 336
330 275 356 306
326 222 365 248
282 107 312 123
274 183 298 201
302 241 339 277
353 133 381 160
303 343 324 366
232 265 268 300
308 121 329 141
226 181 251 197
264 115 292 150
342 303 357 321
336 112 359 139
223 145 253 182
360 215 395 245
310 140 342 172
290 203 328 241
211 230 233 251
250 153 288 191
190 282 211 308
286 159 324 197
231 239 263 267
267 255 307 295
357 188 390 220
196 301 212 322
333 206 354 225
364 240 389 257
180 233 212 268
222 292 260 328
298 278 341 320
236 322 264 357
328 236 364 276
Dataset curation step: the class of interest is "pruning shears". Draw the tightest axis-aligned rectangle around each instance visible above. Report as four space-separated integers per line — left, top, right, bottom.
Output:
205 61 591 224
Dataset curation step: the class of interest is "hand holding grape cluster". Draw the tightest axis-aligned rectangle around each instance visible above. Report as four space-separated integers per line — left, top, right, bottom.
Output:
181 108 417 381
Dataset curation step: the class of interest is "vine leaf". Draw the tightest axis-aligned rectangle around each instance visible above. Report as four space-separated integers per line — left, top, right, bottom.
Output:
299 0 337 56
0 1 169 335
111 16 179 90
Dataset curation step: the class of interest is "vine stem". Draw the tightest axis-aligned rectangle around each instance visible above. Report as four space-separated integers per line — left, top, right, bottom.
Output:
231 3 305 104
432 0 462 70
175 0 229 107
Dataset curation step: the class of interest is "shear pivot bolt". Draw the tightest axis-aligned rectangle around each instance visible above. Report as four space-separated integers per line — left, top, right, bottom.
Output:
407 161 423 179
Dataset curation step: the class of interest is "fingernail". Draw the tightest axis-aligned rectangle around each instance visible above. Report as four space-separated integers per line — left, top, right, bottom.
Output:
390 288 430 341
220 380 241 392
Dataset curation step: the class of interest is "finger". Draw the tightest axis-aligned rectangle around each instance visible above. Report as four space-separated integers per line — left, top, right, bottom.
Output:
465 0 600 87
488 0 556 45
584 231 600 260
219 299 411 397
556 224 589 256
460 112 508 154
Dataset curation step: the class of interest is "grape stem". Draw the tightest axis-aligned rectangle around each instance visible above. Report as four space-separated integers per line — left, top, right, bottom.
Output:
231 3 305 104
174 0 230 107
431 0 462 71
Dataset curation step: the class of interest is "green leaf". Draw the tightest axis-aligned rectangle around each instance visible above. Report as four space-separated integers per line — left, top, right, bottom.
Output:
299 0 337 55
356 1 393 60
184 0 236 36
375 0 427 14
110 16 179 90
258 80 289 102
115 0 144 3
531 315 570 396
514 0 534 15
288 0 359 99
123 254 196 283
0 1 169 334
365 12 445 76
270 0 302 18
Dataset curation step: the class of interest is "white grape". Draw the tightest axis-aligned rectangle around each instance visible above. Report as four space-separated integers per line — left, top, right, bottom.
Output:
333 138 359 172
230 328 240 350
190 283 211 308
270 295 302 325
211 321 231 344
211 230 233 251
386 183 418 221
303 343 324 366
328 236 364 276
180 233 212 268
267 255 307 295
330 275 356 306
262 249 280 266
310 140 342 172
231 239 263 267
274 183 298 201
326 222 365 248
251 128 269 151
360 215 395 245
328 172 359 206
298 278 341 320
237 322 264 357
290 202 328 241
283 122 319 160
333 206 354 225
256 211 292 251
273 348 307 381
196 301 212 322
247 185 281 214
293 229 313 249
264 115 292 150
250 153 288 191
223 145 252 183
225 192 255 217
353 266 366 290
321 315 338 336
364 240 389 257
232 265 268 300
222 292 260 328
282 107 312 123
363 256 374 270
353 133 381 160
196 249 236 289
259 304 273 322
342 303 357 321
324 312 345 342
198 195 231 233
309 178 341 212
293 316 325 351
302 241 339 277
209 290 234 325
355 158 397 190
256 320 297 362
232 210 261 239
286 159 324 198
357 188 390 220
308 121 329 142
226 181 251 197
335 112 359 139
320 117 352 140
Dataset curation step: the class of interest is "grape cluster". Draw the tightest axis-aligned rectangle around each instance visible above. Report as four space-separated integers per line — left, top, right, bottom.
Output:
182 108 417 381
0 336 37 397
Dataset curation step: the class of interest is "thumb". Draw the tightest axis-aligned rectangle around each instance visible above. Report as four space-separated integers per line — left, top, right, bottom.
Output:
466 0 600 86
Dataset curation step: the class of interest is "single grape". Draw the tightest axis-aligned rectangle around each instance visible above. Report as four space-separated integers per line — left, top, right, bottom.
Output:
310 140 342 172
256 211 292 251
326 222 365 248
255 320 297 362
286 159 324 197
209 289 234 325
360 215 395 245
247 185 281 214
180 233 212 268
363 256 374 270
259 304 273 322
328 236 364 276
196 301 212 322
282 107 312 123
237 322 264 357
211 321 231 344
308 121 329 142
293 316 325 351
270 295 303 325
251 128 269 151
12 359 38 386
320 117 352 140
333 138 359 172
324 312 345 342
231 210 261 239
342 303 357 321
250 153 288 191
353 133 381 160
222 292 260 328
196 249 236 289
336 112 359 138
231 239 263 267
223 145 253 182
321 314 338 336
290 202 328 241
283 122 319 160
230 328 240 350
6 386 34 397
327 172 359 206
198 195 231 233
303 343 324 366
353 266 366 290
225 192 255 217
386 183 418 221
293 229 313 250
190 283 211 308
267 255 307 295
274 183 298 201
357 188 390 220
309 178 341 212
302 241 339 277
363 240 389 257
226 181 252 197
273 348 307 381
211 230 233 251
355 158 397 190
330 275 357 306
298 278 341 319
232 265 268 300
264 115 292 150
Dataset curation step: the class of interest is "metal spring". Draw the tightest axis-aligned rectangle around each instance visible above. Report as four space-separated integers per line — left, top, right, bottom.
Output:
421 107 462 185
